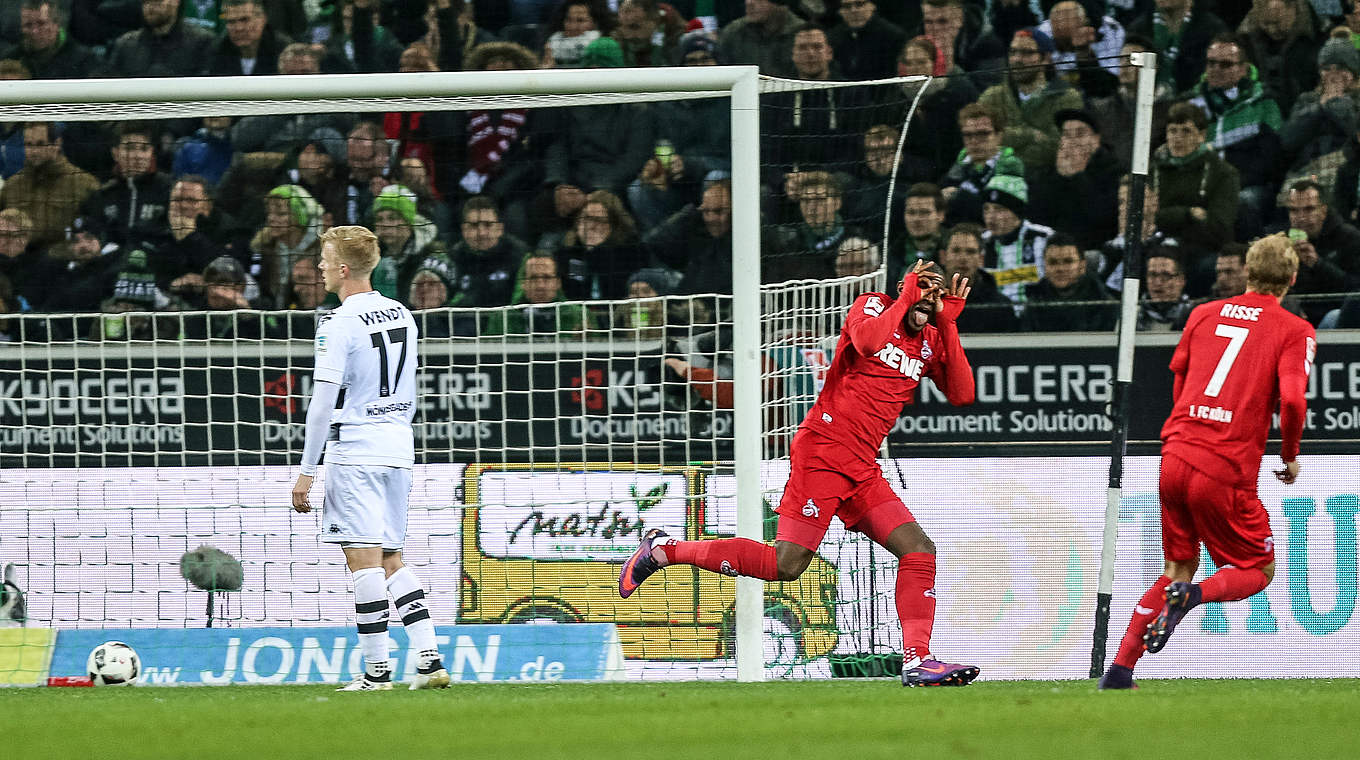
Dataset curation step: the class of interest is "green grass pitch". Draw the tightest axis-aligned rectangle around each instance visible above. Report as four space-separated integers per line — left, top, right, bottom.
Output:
5 679 1354 760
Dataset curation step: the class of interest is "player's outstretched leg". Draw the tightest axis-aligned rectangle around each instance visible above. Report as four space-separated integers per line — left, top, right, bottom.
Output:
387 566 450 690
339 566 395 691
619 529 780 598
1144 581 1202 654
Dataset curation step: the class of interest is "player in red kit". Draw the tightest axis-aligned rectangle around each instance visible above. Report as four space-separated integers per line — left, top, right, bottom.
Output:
619 260 981 686
1101 234 1315 690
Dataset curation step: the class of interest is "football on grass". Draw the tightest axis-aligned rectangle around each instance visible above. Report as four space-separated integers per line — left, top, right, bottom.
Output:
87 641 140 686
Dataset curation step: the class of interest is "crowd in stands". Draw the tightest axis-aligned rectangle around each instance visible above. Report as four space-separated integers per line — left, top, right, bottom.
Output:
4 0 1360 344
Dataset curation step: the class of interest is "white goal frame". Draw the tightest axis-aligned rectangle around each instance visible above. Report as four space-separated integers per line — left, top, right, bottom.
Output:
0 66 769 682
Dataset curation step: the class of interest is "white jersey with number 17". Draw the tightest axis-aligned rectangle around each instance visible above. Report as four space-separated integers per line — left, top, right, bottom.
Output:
312 290 418 468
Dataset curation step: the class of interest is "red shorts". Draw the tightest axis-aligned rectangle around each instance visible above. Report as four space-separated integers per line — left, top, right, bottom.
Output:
1159 453 1275 570
774 437 915 551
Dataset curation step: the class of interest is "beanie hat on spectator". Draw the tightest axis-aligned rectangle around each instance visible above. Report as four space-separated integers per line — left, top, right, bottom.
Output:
1054 108 1101 134
108 248 170 310
267 185 324 229
371 184 419 227
984 174 1028 216
581 37 626 68
203 255 247 286
1319 38 1360 77
680 32 719 61
67 214 103 240
411 254 457 293
1016 27 1056 57
627 267 681 296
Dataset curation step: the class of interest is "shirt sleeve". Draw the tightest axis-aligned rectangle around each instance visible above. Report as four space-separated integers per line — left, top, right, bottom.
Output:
845 283 918 357
924 323 976 406
312 315 346 385
300 379 339 475
1276 326 1316 463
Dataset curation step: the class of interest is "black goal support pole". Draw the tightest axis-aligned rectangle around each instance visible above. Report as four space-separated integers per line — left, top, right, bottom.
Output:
1092 52 1158 678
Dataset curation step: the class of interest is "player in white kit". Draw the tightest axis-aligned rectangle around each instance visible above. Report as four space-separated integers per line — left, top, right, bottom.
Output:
290 225 449 691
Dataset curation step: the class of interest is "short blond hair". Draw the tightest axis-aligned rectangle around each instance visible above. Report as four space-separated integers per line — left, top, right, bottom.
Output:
0 208 33 235
1246 233 1298 297
320 225 380 277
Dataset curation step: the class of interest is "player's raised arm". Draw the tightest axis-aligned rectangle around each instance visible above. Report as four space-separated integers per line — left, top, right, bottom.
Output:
929 273 976 406
846 259 932 355
1275 329 1315 483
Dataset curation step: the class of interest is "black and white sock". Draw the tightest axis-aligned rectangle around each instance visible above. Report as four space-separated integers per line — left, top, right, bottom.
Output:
387 567 442 673
352 567 391 681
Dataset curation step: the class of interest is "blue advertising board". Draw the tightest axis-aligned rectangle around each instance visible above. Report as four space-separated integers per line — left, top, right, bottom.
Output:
51 624 624 685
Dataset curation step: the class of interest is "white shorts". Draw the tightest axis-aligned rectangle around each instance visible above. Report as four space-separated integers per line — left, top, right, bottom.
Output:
320 464 412 551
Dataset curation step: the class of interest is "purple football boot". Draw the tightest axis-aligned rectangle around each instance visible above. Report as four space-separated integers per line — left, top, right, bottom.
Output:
901 658 980 687
619 528 669 599
1143 581 1201 654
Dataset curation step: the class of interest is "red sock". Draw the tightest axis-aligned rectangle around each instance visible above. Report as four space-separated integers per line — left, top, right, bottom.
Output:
1200 567 1269 603
665 538 778 581
896 553 936 661
1113 575 1171 669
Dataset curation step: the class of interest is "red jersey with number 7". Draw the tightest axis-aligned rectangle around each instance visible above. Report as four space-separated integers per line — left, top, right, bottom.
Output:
1160 292 1315 490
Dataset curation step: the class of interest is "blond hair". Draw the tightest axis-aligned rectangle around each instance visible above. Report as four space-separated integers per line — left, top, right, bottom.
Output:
0 208 33 236
320 225 380 277
1246 233 1298 297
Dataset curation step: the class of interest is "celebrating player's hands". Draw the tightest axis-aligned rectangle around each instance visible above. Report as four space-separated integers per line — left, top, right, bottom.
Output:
292 474 314 513
899 259 935 303
935 273 971 322
1274 459 1299 484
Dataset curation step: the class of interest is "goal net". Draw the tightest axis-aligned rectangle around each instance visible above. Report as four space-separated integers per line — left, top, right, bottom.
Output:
0 66 932 684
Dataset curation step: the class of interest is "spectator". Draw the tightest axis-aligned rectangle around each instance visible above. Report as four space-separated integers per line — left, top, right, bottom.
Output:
768 170 855 282
69 0 144 51
1238 0 1325 116
761 25 867 181
182 255 262 340
716 0 799 77
833 235 879 277
0 0 102 79
0 208 49 310
895 182 948 281
0 122 101 246
1100 174 1166 288
1153 102 1240 294
339 119 392 225
1037 0 1123 97
939 221 1018 332
371 184 447 300
172 116 236 188
106 0 217 78
557 189 646 301
1280 38 1360 175
540 37 652 203
97 247 180 342
940 103 1026 225
149 176 233 301
447 195 529 307
828 0 906 81
920 0 1006 89
841 125 923 249
231 44 356 156
483 253 596 336
248 184 324 309
1021 232 1117 331
1137 246 1196 330
453 41 538 235
613 0 671 67
1026 109 1122 250
977 29 1083 169
981 174 1054 304
79 121 174 248
0 60 31 180
628 33 731 231
1185 35 1283 241
395 156 454 236
40 215 127 313
886 35 979 179
406 255 457 311
614 266 676 336
432 0 501 72
1090 37 1170 171
1283 178 1360 322
644 178 734 295
266 253 330 338
321 0 403 74
1212 241 1251 297
541 0 602 68
206 0 292 76
1127 0 1226 97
